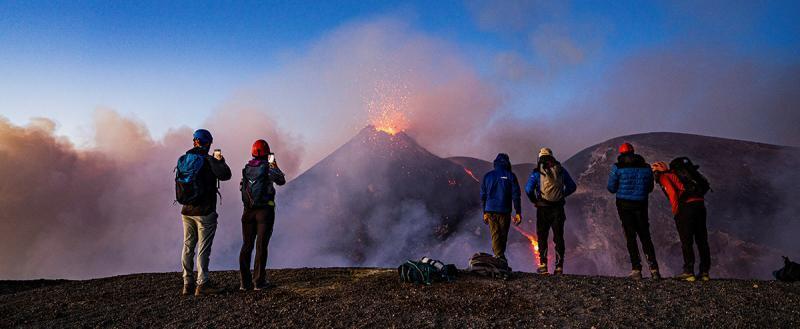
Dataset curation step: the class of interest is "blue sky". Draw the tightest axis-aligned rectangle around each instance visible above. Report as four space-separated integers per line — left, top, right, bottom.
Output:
1 0 798 153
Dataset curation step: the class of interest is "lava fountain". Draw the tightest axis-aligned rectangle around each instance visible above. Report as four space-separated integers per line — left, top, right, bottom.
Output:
366 80 410 135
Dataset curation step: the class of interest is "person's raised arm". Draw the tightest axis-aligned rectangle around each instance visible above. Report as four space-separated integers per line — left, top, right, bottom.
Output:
208 156 232 181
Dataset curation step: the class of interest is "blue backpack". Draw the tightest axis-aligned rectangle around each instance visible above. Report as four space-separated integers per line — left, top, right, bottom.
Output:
240 164 274 208
175 153 207 205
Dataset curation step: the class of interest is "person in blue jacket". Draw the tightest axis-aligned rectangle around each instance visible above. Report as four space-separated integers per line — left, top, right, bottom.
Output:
525 148 577 275
607 142 661 280
480 153 522 261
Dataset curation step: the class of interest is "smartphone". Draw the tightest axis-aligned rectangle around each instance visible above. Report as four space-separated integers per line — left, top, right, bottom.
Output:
213 149 222 159
267 153 275 164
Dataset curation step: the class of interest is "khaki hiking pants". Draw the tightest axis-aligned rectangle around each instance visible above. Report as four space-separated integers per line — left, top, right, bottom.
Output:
487 213 511 259
181 212 218 285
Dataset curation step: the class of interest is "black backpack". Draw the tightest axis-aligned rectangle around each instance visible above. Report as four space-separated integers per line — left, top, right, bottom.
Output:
468 252 512 280
398 257 457 285
175 153 207 205
774 256 800 282
240 164 275 208
669 157 711 199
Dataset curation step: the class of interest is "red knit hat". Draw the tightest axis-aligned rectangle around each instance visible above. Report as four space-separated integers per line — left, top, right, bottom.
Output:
251 139 271 157
619 142 634 154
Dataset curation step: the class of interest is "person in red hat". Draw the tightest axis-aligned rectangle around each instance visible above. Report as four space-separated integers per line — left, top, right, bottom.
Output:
238 139 286 291
607 142 661 280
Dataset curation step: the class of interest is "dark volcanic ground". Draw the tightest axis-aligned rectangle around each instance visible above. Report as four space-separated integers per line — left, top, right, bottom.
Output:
2 269 799 328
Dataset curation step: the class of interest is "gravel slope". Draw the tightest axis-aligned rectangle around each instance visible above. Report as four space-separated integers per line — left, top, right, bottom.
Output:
2 269 799 328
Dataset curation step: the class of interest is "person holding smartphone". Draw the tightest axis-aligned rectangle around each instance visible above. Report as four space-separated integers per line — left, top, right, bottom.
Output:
238 139 285 291
175 129 231 296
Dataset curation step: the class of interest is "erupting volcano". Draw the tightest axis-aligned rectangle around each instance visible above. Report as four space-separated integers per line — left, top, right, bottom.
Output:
366 80 410 136
271 126 483 267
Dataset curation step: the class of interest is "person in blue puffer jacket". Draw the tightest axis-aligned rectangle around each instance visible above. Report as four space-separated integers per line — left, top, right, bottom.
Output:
480 153 522 261
607 142 661 280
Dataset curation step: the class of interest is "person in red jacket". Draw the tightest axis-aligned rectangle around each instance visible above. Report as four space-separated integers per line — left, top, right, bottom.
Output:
651 161 711 282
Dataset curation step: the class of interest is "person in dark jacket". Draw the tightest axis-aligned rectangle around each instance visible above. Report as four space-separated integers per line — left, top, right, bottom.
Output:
480 153 522 261
652 161 711 282
239 139 286 291
525 148 577 275
606 142 661 280
180 129 232 295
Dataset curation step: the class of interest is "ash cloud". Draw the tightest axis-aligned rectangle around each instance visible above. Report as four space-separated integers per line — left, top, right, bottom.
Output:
0 107 302 279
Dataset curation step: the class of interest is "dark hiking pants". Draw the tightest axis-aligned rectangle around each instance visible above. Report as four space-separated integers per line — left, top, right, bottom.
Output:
487 212 511 260
536 205 566 268
675 201 711 274
616 199 659 271
239 207 275 287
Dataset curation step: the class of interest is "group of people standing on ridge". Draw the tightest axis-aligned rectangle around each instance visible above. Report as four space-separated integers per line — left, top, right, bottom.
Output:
480 143 712 282
174 128 713 296
175 129 285 296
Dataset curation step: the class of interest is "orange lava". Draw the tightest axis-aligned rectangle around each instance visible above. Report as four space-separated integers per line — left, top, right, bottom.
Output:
366 80 410 135
512 225 541 266
463 167 479 182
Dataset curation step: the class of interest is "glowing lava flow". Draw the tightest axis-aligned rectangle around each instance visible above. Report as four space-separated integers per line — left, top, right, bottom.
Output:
366 80 410 135
512 225 541 266
463 167 479 182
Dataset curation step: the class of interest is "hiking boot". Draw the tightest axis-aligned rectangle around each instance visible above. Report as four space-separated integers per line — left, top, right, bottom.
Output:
254 281 276 291
553 267 563 276
629 269 642 280
537 264 548 275
182 284 195 296
650 269 662 280
195 281 223 296
699 273 711 281
676 273 696 282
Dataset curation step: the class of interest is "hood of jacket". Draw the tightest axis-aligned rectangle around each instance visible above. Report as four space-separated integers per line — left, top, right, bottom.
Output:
493 153 512 171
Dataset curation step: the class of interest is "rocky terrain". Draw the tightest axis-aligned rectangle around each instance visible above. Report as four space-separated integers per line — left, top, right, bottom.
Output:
2 269 799 328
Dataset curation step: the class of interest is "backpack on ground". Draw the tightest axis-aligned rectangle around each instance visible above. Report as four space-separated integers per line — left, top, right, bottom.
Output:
398 257 457 285
669 157 711 199
773 256 800 282
468 252 512 280
240 163 275 208
175 153 207 205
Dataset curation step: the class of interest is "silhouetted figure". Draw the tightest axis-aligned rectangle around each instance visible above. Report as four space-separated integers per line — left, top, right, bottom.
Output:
480 153 522 262
525 148 576 275
652 159 712 281
607 143 660 280
239 139 286 291
175 129 232 295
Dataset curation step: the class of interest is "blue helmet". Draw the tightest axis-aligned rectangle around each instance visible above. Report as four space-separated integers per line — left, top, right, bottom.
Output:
193 129 213 145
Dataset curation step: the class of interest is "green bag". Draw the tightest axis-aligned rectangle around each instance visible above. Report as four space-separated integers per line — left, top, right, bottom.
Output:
398 257 457 285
